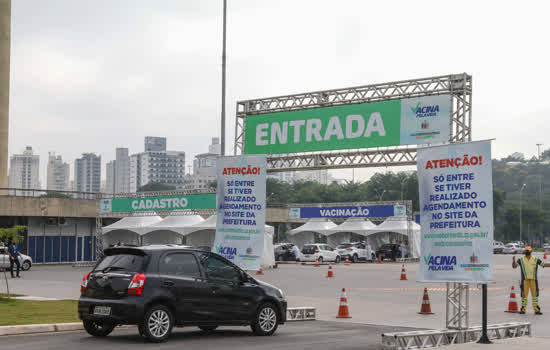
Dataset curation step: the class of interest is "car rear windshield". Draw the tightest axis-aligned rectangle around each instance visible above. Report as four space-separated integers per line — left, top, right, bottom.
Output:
337 243 353 248
302 246 317 254
94 254 146 273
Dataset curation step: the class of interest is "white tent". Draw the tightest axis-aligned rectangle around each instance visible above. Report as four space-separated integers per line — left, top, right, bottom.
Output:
324 218 378 247
141 215 204 245
102 216 163 247
288 218 337 248
183 215 276 269
366 217 421 258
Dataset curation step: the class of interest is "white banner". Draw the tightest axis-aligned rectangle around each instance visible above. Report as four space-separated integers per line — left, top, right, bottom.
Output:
417 141 493 282
213 155 267 271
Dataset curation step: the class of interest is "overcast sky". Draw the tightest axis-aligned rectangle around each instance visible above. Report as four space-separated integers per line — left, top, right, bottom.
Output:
8 0 550 186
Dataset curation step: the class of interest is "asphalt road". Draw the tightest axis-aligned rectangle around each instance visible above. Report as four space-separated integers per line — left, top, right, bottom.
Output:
6 321 417 350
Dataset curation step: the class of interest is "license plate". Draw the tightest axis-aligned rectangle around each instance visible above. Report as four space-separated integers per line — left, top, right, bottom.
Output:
304 254 311 258
93 306 111 316
338 250 345 254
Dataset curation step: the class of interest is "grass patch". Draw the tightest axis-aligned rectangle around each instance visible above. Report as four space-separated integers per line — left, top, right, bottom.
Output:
0 298 80 326
0 293 23 298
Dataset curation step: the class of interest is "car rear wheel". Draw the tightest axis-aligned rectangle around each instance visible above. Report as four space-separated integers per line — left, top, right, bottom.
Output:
22 260 32 271
83 320 115 337
140 305 174 342
317 256 323 263
251 303 279 336
199 325 218 332
352 254 358 263
335 256 341 263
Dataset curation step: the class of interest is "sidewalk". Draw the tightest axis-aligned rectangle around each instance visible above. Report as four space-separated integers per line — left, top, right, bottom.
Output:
447 337 549 350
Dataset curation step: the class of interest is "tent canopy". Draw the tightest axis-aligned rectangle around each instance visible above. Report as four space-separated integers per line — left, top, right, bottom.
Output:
289 218 337 236
325 217 377 236
365 217 421 258
143 215 204 235
183 215 217 235
102 216 162 235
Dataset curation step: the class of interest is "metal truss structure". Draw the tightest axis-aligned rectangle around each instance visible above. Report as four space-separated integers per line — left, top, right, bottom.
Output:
381 322 531 350
235 73 472 172
446 283 470 330
286 307 316 321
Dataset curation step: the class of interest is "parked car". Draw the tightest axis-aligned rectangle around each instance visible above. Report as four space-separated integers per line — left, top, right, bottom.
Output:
544 243 550 250
376 243 408 261
503 243 524 254
0 246 33 271
300 244 340 263
493 241 505 254
336 242 375 263
78 245 287 342
274 243 296 261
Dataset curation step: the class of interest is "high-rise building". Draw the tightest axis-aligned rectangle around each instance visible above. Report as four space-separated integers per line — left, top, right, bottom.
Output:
105 160 115 193
268 171 297 183
185 137 220 190
46 152 69 191
109 147 131 193
130 138 185 191
144 136 166 152
295 169 329 185
74 153 101 193
8 146 40 195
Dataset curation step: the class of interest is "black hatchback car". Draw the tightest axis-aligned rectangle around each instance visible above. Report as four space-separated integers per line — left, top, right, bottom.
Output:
376 243 408 261
78 246 287 342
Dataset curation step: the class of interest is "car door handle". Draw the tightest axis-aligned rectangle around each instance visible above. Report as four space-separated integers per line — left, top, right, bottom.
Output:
162 280 175 287
211 286 221 294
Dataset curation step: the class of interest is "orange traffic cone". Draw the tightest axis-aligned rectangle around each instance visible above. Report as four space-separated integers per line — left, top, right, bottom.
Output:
315 257 320 267
400 264 407 280
418 288 434 315
344 256 351 266
256 267 264 275
544 253 547 261
327 265 334 278
505 286 519 313
378 255 382 264
336 288 352 318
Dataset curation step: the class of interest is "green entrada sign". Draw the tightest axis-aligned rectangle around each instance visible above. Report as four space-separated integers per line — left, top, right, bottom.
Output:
244 95 451 155
98 194 216 214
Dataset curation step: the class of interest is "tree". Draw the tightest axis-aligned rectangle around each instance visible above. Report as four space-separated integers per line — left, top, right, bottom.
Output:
0 225 26 245
493 189 504 221
137 182 176 192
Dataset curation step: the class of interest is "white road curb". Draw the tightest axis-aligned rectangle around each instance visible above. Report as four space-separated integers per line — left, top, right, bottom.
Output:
0 322 83 336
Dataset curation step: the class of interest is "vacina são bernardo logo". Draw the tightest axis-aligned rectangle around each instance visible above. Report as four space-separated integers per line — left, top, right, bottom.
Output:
424 254 457 271
215 245 237 260
411 102 440 118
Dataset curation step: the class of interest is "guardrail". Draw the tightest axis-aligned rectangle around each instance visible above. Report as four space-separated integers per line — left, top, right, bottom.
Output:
0 188 101 199
381 322 531 350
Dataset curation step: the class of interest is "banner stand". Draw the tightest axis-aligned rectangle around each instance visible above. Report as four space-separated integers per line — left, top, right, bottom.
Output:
477 284 492 344
446 283 469 331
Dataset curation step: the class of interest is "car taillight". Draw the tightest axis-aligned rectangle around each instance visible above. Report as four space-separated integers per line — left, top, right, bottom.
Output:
314 248 319 253
387 249 392 252
128 273 147 296
346 248 353 251
81 272 90 293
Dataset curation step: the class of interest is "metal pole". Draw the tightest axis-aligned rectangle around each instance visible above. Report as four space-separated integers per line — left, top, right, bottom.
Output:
477 284 491 344
220 0 227 156
537 144 542 244
520 184 525 243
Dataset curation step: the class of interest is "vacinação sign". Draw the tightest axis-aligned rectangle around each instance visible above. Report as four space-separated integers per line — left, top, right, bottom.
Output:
244 95 451 155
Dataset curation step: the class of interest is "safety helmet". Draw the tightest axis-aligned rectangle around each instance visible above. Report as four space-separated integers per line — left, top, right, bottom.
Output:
525 246 533 253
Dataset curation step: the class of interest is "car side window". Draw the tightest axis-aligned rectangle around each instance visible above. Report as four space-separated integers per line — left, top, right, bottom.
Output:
159 252 201 278
201 254 241 281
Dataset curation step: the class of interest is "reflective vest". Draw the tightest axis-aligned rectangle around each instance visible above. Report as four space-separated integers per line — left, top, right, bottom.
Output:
517 256 544 280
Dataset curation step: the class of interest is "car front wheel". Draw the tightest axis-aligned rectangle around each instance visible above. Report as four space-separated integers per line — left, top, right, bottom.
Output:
140 305 174 342
335 256 341 263
352 254 358 263
83 320 115 337
251 303 279 336
22 260 32 271
317 256 323 263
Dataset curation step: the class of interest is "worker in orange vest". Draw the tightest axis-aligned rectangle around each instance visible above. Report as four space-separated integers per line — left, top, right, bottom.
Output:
512 246 549 314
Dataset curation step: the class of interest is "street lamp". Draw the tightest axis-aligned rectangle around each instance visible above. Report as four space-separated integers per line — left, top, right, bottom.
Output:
519 183 527 243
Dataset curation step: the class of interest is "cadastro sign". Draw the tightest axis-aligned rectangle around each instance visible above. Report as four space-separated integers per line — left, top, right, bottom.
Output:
289 204 406 219
244 95 451 155
98 194 216 214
